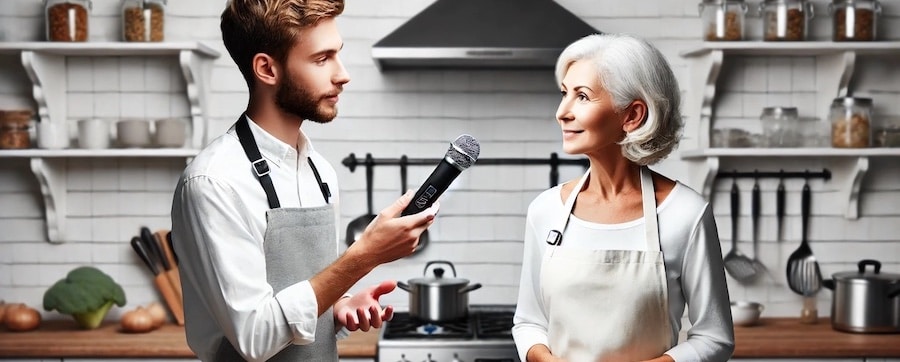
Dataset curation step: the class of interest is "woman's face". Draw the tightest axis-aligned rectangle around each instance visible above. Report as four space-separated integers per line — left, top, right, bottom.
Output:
555 60 627 157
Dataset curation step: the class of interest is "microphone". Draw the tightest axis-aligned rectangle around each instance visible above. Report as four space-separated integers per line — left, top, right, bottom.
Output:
401 134 480 216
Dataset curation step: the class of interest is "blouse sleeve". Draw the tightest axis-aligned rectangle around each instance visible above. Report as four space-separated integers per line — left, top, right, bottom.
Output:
512 204 551 362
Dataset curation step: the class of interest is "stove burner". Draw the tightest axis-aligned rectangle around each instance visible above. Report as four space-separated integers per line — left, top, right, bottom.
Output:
382 309 514 340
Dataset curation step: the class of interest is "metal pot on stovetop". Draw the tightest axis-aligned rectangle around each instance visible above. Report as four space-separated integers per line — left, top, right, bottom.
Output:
397 260 482 323
823 259 900 333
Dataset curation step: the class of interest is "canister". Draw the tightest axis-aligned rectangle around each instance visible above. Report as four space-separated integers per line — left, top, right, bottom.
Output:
829 0 881 41
760 106 800 147
0 110 34 149
760 0 814 41
121 0 166 42
44 0 92 42
698 0 748 41
830 96 873 148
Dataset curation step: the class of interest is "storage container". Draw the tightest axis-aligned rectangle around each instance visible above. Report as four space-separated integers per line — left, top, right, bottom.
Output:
122 0 166 42
829 0 881 41
45 0 91 42
760 106 801 147
0 110 34 150
830 96 873 148
760 0 814 41
699 0 748 41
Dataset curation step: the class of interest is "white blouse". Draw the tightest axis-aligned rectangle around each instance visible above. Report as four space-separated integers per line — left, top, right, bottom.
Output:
512 182 735 362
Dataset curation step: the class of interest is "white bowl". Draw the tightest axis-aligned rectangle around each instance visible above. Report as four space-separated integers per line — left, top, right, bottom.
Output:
117 119 152 148
731 301 764 326
153 118 187 148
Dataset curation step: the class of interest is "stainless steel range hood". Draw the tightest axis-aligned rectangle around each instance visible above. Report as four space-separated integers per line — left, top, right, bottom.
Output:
371 0 601 70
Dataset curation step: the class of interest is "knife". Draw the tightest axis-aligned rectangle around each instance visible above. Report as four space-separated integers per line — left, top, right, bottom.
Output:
141 227 181 300
154 229 182 299
131 236 184 325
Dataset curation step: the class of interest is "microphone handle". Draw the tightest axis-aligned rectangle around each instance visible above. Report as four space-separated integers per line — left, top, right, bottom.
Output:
401 159 461 216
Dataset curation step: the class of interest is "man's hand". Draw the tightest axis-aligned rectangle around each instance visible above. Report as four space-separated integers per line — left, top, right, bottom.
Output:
349 190 438 266
334 280 396 331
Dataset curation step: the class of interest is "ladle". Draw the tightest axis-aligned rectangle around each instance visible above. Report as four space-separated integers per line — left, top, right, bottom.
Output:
724 177 758 283
345 153 376 246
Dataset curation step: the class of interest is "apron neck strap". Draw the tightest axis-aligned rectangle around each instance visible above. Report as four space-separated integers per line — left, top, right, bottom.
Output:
551 166 660 251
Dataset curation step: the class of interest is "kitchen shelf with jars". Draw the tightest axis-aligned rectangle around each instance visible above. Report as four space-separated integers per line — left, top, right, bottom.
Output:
0 1 220 243
683 0 899 220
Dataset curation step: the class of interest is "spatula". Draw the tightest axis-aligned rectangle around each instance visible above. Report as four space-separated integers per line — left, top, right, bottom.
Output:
786 178 823 323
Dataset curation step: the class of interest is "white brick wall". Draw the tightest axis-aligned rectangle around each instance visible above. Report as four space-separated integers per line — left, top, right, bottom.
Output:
1 0 899 324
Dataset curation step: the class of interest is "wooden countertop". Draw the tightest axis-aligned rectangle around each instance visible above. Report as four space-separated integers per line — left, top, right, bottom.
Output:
2 318 899 359
0 320 378 358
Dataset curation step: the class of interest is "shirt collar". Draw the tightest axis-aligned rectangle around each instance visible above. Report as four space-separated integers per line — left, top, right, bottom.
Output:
243 115 314 166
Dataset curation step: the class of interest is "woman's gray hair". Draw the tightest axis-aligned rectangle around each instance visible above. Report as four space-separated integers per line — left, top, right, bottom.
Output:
555 33 682 165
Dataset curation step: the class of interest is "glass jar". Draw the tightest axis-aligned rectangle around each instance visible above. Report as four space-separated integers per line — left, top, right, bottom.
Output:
0 110 34 150
44 0 91 42
829 0 881 41
830 97 873 148
760 0 814 41
122 0 166 42
760 106 801 147
699 0 748 41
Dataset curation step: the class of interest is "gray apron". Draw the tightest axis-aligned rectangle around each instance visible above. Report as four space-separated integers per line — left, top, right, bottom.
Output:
215 115 337 361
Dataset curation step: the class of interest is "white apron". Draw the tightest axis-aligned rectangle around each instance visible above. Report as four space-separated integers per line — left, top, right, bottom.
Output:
541 167 673 362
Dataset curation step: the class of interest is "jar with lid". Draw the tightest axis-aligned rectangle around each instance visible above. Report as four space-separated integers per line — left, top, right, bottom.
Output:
698 0 748 41
0 110 35 150
759 0 814 41
44 0 91 42
760 106 801 147
122 0 166 42
830 97 873 148
829 0 881 41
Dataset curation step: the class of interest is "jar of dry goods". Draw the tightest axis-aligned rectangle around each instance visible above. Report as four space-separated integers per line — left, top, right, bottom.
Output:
760 106 802 147
760 0 814 41
831 97 873 148
0 110 35 150
122 0 166 42
829 0 881 41
699 0 748 41
44 0 91 42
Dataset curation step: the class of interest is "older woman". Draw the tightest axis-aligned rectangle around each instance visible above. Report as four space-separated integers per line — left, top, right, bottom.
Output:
512 34 735 362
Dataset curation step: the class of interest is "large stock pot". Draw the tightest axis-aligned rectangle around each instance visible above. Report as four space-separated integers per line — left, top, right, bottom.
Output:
397 260 482 322
823 259 900 333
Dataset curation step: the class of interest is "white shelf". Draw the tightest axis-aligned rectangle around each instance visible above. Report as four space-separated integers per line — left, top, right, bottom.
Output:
681 148 900 159
0 41 218 243
681 41 900 57
0 148 200 158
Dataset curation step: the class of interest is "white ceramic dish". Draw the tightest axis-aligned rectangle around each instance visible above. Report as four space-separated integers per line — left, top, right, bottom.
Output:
731 301 764 326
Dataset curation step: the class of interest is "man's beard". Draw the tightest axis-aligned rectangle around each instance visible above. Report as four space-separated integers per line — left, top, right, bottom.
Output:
274 74 337 124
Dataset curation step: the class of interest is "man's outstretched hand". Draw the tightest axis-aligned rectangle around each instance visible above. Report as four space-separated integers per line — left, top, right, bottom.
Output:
334 280 396 331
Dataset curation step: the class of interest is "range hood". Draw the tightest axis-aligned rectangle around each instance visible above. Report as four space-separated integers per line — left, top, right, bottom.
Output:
371 0 601 70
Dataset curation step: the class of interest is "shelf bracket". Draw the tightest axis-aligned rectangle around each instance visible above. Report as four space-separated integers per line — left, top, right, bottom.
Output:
30 158 67 243
701 156 720 201
21 50 66 127
686 50 723 148
180 50 212 149
843 156 868 220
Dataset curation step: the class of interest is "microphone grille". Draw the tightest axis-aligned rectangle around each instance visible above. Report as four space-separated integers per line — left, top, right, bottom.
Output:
447 134 480 170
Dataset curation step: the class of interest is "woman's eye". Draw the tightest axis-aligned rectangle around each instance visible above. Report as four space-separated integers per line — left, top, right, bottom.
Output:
559 90 567 98
577 93 589 101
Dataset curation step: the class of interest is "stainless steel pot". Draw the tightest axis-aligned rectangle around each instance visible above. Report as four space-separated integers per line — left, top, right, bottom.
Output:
822 259 900 333
397 260 482 322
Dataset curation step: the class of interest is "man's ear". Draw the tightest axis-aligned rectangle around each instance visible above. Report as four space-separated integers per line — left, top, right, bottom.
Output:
252 53 279 86
622 99 648 133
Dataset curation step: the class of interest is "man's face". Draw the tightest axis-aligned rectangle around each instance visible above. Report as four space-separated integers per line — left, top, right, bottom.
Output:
276 18 350 123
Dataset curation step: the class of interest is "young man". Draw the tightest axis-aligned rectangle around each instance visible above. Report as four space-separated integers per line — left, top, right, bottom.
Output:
170 1 437 361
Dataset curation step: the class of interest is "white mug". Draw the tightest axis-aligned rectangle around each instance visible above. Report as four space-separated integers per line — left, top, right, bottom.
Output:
37 121 70 149
154 118 187 148
77 119 110 149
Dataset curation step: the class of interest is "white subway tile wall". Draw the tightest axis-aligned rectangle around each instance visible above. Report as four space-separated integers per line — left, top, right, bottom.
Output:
1 0 899 324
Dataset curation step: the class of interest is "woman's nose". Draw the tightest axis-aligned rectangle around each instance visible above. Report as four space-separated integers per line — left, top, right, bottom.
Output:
556 102 573 123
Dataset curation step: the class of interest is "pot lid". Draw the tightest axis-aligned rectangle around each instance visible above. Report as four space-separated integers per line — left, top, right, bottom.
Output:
833 260 900 283
407 260 470 286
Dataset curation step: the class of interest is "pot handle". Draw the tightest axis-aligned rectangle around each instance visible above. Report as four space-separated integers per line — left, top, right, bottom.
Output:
858 259 881 274
424 260 457 277
458 283 482 294
822 279 835 290
397 282 411 292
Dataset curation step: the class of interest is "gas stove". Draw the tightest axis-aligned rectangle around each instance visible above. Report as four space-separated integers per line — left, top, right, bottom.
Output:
377 304 520 362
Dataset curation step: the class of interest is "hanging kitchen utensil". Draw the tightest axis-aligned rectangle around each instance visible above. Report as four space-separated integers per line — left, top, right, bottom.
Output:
724 177 758 283
776 170 786 241
786 175 823 324
346 153 377 246
401 155 427 255
751 174 777 283
549 152 560 188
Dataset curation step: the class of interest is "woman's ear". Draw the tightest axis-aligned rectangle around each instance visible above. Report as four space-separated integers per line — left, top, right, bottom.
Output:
252 53 279 86
622 99 648 133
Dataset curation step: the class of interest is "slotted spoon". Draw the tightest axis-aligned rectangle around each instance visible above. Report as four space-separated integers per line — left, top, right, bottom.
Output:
724 178 758 283
786 179 823 296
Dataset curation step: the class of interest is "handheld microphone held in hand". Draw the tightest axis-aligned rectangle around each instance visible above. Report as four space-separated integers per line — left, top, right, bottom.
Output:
401 134 480 216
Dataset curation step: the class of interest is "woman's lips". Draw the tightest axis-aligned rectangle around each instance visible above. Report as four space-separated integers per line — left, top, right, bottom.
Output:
562 130 583 140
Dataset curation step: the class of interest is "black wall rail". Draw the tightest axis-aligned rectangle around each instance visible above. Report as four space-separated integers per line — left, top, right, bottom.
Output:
342 152 590 188
716 169 831 181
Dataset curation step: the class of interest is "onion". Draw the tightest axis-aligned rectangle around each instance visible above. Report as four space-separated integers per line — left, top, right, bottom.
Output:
4 304 42 332
120 307 155 333
145 302 167 328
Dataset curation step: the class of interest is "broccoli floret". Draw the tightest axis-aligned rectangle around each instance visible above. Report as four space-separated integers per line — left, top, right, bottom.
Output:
43 266 127 329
